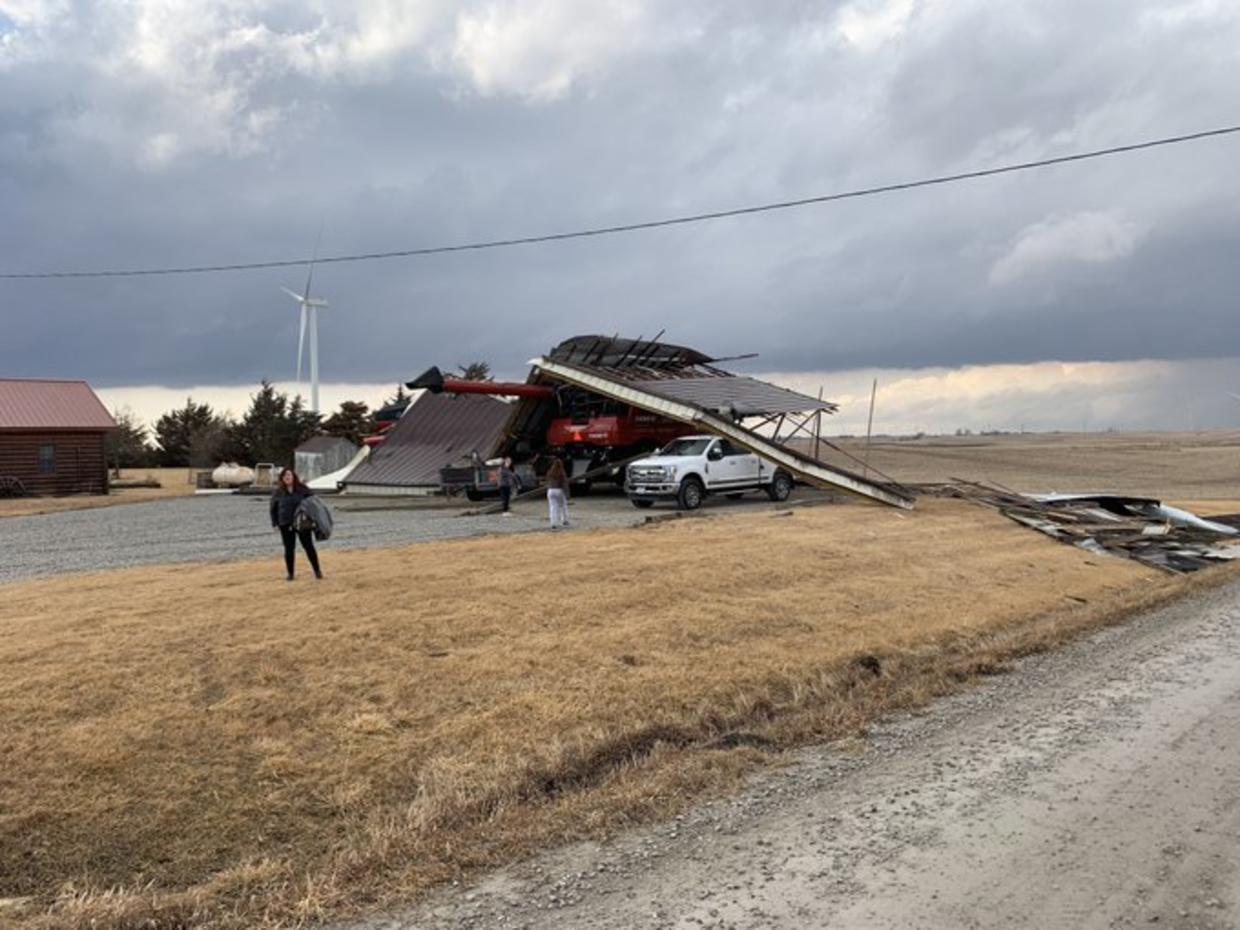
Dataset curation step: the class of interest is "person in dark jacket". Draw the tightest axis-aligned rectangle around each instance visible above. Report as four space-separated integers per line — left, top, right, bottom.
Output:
270 466 323 580
498 456 518 516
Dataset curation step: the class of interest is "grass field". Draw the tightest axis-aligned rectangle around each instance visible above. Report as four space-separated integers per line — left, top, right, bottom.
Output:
0 468 198 519
825 429 1240 499
3 496 1234 930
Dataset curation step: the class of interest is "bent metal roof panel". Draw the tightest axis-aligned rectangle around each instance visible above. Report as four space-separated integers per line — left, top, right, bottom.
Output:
343 392 510 488
541 335 837 418
631 375 832 417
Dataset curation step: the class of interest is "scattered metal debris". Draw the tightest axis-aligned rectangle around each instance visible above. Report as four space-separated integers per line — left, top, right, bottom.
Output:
929 481 1240 573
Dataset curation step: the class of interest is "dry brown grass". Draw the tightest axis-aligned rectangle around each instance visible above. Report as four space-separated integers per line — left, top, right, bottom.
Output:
0 469 197 519
2 498 1236 929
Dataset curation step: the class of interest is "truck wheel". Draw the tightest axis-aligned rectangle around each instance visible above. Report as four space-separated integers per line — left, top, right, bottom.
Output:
766 470 793 502
631 498 655 509
678 477 705 511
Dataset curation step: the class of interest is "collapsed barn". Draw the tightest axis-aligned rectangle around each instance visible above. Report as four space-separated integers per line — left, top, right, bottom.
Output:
400 334 913 509
343 392 512 495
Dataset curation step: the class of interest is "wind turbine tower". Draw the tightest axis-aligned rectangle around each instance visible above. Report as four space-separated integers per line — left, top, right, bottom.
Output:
281 262 328 414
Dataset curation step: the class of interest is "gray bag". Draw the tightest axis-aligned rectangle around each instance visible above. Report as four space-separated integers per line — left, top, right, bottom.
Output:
294 496 334 540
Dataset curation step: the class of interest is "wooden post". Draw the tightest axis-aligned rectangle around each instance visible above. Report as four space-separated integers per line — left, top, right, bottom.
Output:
814 387 823 462
863 378 878 478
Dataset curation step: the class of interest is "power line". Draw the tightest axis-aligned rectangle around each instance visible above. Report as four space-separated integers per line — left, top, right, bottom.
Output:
4 123 1239 281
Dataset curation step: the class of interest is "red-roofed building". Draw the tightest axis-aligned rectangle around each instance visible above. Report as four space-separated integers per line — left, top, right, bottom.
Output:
0 379 117 496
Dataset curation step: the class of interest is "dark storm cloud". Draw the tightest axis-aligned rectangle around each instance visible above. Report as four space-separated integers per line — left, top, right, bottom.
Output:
1 0 1238 387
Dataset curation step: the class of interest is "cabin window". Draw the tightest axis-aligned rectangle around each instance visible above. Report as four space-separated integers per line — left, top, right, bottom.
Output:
38 444 55 474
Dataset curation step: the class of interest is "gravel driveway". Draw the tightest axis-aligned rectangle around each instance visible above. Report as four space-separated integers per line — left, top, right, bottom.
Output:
0 490 810 584
0 494 640 584
353 580 1240 930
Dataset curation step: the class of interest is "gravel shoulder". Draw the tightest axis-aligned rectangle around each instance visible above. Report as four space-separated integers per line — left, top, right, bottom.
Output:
356 580 1240 930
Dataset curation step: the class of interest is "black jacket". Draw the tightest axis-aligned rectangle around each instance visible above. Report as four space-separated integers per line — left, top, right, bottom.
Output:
270 486 313 528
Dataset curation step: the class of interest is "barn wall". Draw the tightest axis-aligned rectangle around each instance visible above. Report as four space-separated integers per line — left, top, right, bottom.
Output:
0 430 109 495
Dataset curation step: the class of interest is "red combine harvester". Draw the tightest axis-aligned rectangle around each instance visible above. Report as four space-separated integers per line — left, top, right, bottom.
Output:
407 366 693 493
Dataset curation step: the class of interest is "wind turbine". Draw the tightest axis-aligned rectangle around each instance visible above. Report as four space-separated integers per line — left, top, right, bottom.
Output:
281 239 328 414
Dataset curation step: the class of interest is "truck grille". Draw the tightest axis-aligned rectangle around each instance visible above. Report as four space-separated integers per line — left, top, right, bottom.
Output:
629 466 669 482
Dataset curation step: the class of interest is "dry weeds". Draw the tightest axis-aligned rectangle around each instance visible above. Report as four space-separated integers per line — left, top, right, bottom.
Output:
1 498 1234 929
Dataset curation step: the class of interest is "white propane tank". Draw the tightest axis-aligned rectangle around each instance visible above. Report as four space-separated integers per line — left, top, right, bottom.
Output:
211 462 255 487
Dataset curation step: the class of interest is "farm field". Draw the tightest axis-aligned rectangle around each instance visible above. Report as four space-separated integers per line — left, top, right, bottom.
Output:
824 429 1240 501
4 493 1235 930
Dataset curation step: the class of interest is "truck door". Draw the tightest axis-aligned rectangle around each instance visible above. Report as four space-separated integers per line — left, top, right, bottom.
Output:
723 440 761 485
704 439 728 488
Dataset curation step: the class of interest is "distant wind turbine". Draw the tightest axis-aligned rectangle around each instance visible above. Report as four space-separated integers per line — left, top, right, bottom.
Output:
281 229 328 413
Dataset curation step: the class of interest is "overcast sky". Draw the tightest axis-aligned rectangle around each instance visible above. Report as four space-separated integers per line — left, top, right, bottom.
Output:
3 0 1239 430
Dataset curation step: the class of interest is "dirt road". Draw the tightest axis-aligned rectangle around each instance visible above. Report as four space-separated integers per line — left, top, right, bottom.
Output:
363 580 1240 930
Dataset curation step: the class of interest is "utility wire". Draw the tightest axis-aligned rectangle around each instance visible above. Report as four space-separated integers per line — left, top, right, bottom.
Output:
4 123 1239 280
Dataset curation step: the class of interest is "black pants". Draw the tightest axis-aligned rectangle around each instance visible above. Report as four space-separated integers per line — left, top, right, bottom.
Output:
500 486 512 512
279 525 321 577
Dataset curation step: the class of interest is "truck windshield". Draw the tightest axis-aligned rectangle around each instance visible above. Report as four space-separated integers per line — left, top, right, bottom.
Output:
659 438 712 456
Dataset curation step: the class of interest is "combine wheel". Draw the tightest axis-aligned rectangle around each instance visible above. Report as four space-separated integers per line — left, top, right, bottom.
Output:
677 477 705 511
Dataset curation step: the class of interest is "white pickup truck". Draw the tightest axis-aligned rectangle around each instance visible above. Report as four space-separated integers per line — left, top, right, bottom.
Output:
625 435 794 510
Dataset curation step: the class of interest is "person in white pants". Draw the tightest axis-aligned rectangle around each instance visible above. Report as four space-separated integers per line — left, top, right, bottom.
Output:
545 458 570 528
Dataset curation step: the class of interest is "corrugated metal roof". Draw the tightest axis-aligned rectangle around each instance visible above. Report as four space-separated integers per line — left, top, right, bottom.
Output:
632 375 836 417
344 393 510 488
548 334 713 369
538 336 837 418
0 379 117 431
296 435 357 454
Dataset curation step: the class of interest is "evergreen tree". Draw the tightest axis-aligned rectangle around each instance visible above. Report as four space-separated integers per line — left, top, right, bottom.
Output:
228 381 322 465
188 417 237 468
457 361 491 381
153 398 220 467
321 400 373 446
383 384 411 408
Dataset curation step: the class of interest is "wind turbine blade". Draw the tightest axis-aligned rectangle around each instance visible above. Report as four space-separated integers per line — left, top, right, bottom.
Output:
281 286 304 302
297 305 307 385
1227 392 1240 403
303 218 326 299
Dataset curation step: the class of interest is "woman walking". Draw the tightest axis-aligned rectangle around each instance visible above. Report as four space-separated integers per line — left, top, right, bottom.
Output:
269 466 323 580
545 458 570 529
